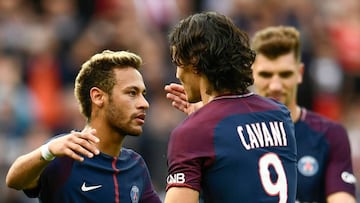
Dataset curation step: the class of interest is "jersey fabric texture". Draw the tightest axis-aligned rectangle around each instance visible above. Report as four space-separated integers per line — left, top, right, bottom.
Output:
295 108 356 203
24 146 161 203
166 93 297 203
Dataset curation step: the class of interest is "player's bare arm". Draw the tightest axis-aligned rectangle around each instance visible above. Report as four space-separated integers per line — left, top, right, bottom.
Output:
327 191 356 203
164 187 199 203
164 83 203 115
6 128 100 190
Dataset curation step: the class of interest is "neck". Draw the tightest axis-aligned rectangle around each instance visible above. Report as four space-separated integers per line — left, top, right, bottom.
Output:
289 105 301 122
86 123 125 157
198 76 214 104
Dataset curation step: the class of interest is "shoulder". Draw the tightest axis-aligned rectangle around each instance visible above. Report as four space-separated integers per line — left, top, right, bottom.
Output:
301 109 346 131
45 156 75 173
250 94 290 111
121 147 137 156
168 109 219 159
120 148 145 161
300 108 349 141
169 115 214 151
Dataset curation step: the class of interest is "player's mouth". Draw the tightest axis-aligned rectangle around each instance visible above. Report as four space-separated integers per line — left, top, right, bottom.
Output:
134 113 146 125
267 93 283 102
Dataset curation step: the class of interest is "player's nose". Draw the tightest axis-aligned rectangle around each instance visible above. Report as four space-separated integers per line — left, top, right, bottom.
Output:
139 95 149 109
268 76 283 91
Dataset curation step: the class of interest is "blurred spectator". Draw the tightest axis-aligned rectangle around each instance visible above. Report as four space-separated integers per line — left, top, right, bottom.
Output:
1 121 51 203
0 0 37 54
0 53 37 138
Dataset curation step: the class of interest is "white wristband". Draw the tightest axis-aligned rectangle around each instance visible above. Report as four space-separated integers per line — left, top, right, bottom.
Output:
40 141 56 161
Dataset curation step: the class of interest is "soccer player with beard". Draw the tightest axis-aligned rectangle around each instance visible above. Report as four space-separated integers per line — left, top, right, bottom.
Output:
6 50 162 203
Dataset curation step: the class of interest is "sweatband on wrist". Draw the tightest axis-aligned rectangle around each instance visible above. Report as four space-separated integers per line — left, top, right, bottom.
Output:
40 142 56 161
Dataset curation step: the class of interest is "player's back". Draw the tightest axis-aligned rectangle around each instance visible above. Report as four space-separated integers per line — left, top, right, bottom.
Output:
167 93 297 203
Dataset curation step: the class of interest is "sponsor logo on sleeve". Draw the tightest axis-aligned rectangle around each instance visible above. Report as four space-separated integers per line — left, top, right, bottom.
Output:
167 173 186 184
341 171 357 184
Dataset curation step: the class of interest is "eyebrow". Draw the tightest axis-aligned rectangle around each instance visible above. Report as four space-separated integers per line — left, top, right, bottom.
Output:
125 85 147 93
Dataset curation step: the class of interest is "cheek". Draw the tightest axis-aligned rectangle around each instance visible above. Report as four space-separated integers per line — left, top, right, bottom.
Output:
107 97 129 120
253 77 268 89
285 78 299 88
107 102 123 119
108 103 134 132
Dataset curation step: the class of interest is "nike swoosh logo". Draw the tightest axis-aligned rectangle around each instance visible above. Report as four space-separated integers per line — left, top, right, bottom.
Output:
81 182 102 192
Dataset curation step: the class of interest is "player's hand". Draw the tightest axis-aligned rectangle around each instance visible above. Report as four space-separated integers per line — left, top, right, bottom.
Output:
47 127 100 162
164 83 203 115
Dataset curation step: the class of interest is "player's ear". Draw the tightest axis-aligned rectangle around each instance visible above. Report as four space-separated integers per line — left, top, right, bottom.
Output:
297 63 305 84
190 56 200 74
90 87 106 107
191 66 200 74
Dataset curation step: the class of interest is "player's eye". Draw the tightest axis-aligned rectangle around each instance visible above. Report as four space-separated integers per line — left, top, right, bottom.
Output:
129 90 137 96
258 72 273 78
279 71 293 78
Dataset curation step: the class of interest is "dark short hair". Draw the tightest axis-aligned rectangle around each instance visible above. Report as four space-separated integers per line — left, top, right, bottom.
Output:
169 11 255 94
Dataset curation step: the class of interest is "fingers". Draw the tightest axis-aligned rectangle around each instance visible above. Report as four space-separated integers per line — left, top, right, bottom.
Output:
74 128 100 144
165 83 184 92
165 83 185 95
165 83 188 103
66 141 97 162
63 147 86 162
166 92 188 113
48 128 100 162
72 129 100 157
164 83 187 100
164 83 203 116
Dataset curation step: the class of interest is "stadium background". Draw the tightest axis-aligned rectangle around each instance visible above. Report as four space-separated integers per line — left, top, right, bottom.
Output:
0 0 359 202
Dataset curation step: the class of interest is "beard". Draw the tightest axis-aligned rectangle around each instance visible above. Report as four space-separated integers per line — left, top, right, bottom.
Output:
110 123 142 137
106 99 143 137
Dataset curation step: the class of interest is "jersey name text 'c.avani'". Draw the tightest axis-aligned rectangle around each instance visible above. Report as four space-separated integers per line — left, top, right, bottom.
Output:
237 121 288 150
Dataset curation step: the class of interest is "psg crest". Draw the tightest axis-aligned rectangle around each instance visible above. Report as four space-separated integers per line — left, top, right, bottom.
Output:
298 156 319 176
130 185 139 203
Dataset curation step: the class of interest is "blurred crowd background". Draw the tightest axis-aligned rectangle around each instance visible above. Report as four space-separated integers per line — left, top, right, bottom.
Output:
0 0 359 202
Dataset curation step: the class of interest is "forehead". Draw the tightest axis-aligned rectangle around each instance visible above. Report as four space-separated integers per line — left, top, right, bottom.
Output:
113 66 145 89
253 52 298 72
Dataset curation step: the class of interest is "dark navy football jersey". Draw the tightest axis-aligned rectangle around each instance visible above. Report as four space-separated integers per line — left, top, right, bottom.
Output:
295 108 356 203
167 93 297 203
24 148 161 203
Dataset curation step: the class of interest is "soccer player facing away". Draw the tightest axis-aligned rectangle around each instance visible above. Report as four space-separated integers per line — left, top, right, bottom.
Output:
165 25 357 203
6 50 162 203
164 12 297 203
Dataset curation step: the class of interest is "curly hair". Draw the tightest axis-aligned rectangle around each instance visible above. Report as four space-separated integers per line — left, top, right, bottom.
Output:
74 50 142 120
169 11 255 94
